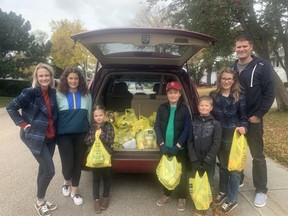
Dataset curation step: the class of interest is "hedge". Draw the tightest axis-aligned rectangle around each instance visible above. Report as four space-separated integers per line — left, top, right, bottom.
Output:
0 79 31 97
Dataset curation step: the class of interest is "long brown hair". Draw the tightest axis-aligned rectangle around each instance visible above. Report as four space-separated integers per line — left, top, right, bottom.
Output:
57 67 88 95
211 67 242 102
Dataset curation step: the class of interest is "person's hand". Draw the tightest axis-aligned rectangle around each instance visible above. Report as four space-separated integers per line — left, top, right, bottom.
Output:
159 144 169 155
202 162 211 172
192 161 202 170
236 126 246 135
169 146 180 156
248 115 261 123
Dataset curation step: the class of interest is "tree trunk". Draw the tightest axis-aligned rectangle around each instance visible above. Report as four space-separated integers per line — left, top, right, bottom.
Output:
206 64 213 86
274 71 288 111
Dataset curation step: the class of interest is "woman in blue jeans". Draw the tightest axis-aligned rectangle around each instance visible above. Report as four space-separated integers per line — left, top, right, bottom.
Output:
210 67 248 214
6 63 58 216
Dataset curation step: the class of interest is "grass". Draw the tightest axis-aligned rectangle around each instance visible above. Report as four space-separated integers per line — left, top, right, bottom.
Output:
0 97 13 108
197 87 288 168
263 109 288 167
197 86 215 96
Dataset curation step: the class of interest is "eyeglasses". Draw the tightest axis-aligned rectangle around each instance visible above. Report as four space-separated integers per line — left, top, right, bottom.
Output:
221 78 234 82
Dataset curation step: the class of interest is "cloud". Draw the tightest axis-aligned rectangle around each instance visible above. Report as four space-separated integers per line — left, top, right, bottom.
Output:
0 0 145 34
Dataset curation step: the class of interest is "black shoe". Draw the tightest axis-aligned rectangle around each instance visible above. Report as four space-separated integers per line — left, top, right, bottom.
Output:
35 203 51 216
213 192 227 206
220 201 238 214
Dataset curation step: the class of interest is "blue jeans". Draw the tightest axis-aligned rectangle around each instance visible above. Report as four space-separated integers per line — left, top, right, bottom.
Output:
32 139 56 200
247 121 268 194
218 148 241 203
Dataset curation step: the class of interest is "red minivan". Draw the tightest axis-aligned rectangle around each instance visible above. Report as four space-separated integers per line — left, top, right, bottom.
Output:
72 28 216 173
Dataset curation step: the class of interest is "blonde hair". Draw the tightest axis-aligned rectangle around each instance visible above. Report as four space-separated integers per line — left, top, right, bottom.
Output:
32 63 55 88
211 67 242 102
198 95 213 106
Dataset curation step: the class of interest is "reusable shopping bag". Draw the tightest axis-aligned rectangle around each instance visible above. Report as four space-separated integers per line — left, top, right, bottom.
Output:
135 129 157 150
189 171 212 210
228 130 248 171
86 131 111 168
156 155 182 190
115 108 138 129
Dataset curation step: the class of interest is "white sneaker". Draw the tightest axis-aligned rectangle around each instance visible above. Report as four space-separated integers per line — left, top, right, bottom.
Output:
254 192 267 207
71 193 83 205
62 184 71 197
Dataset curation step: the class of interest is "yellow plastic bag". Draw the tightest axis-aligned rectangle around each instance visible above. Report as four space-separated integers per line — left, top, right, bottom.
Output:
136 129 157 150
115 109 138 129
86 131 111 168
189 171 212 210
228 130 248 171
132 115 150 133
148 112 157 126
156 155 182 190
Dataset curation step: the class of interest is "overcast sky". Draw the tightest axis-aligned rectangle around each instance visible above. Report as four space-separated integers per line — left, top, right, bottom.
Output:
0 0 145 34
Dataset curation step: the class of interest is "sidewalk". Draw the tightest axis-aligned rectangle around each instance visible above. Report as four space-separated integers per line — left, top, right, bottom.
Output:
233 153 288 216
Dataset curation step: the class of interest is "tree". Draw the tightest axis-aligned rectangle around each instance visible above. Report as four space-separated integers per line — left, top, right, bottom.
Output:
131 3 172 28
147 0 288 110
0 9 34 78
50 19 95 75
231 0 288 110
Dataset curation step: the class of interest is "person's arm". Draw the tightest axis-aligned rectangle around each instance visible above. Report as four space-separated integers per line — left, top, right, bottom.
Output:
6 88 32 128
99 122 115 148
238 94 249 131
177 106 191 147
86 93 92 125
84 123 96 146
254 61 275 118
187 122 198 162
204 121 222 165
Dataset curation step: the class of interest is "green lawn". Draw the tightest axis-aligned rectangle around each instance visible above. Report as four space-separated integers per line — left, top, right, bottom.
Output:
0 97 13 108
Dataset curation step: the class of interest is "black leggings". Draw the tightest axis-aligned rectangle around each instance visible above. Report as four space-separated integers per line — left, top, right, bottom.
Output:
57 133 86 187
93 167 111 200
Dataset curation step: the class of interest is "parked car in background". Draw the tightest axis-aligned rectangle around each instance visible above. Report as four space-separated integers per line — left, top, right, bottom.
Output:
72 27 216 173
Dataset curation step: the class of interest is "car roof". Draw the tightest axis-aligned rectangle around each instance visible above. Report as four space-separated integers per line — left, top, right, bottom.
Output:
71 27 216 67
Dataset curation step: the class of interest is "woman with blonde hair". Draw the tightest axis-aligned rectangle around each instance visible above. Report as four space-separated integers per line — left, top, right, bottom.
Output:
7 63 58 216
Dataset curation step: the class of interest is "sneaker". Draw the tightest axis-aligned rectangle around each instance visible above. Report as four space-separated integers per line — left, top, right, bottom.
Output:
220 201 238 214
239 182 244 188
193 209 205 216
94 199 101 214
44 200 57 211
62 184 71 197
35 203 51 216
100 197 109 210
213 192 227 206
254 192 267 207
156 195 171 206
71 193 83 205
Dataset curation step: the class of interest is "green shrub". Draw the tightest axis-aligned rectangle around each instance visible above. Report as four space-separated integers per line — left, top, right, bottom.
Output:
0 79 31 97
